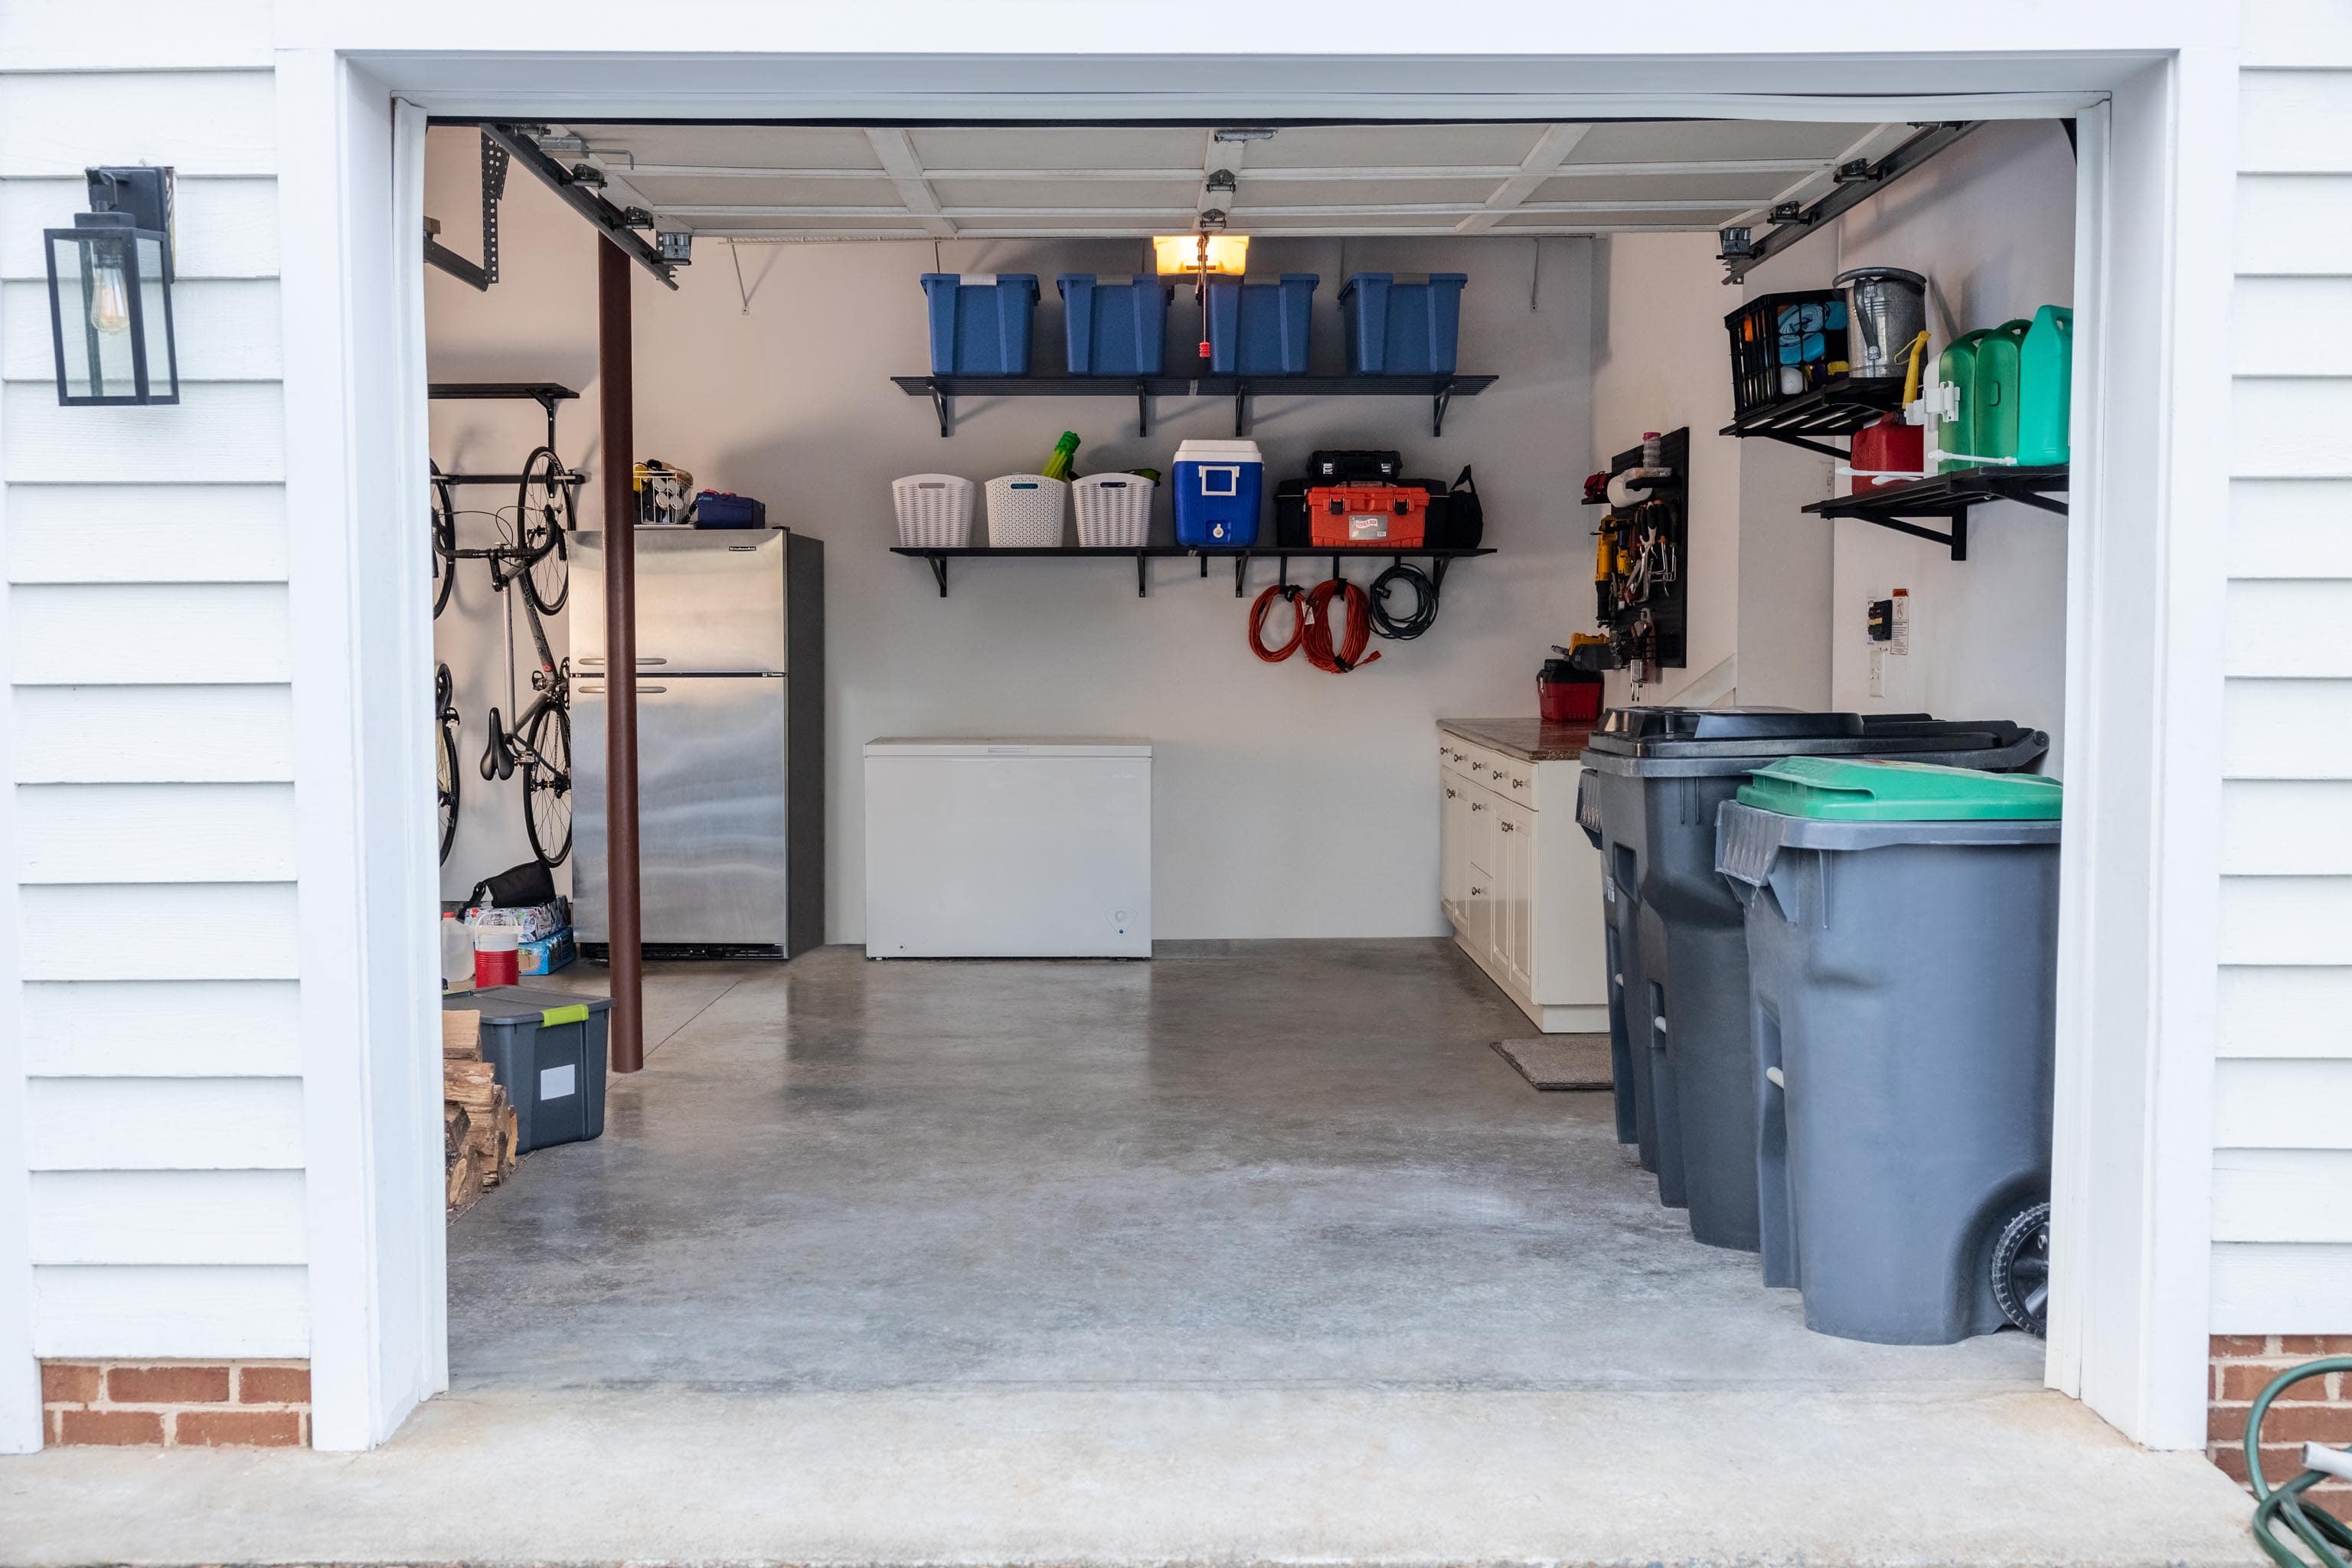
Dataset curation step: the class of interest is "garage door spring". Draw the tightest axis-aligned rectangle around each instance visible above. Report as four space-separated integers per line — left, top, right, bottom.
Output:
1368 560 1439 640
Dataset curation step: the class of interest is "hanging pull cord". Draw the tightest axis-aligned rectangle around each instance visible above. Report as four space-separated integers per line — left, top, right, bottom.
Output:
1249 582 1306 662
1302 577 1382 674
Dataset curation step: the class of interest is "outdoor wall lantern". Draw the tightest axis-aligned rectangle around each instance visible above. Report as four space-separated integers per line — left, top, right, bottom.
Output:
44 165 178 407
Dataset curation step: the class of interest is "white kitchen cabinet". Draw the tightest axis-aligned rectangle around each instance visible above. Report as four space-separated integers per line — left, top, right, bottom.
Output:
1437 722 1609 1033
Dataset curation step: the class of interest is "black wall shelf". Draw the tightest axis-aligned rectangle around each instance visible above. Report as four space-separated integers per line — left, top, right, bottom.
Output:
890 544 1495 599
1720 376 1906 459
891 373 1495 439
1801 464 2069 561
430 381 583 487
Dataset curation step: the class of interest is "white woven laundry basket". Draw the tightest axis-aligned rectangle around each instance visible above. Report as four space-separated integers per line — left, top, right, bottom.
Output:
891 474 975 548
1072 473 1155 547
985 474 1069 547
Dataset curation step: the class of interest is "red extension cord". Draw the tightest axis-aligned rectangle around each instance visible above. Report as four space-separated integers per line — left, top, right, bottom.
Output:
1250 579 1380 673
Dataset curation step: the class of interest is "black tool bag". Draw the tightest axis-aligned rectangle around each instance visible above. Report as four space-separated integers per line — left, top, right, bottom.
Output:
469 860 557 911
1435 466 1481 548
1275 478 1313 547
1307 449 1402 484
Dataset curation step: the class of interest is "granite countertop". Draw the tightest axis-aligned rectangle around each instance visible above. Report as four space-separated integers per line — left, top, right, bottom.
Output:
1439 717 1595 763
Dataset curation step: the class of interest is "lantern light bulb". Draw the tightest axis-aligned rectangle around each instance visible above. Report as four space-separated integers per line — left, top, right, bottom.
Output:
87 259 131 336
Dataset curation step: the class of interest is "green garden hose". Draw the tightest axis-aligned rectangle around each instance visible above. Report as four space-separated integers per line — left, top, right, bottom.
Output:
2247 1355 2352 1568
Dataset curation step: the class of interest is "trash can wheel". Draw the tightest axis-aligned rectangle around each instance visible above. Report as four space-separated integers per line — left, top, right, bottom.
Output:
1991 1200 2052 1337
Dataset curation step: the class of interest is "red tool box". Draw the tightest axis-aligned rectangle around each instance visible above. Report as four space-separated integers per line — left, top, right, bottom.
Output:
1305 482 1428 548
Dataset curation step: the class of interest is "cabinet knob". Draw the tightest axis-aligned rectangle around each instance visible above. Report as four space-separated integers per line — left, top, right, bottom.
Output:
1472 762 1485 773
1471 886 1486 896
1470 801 1485 812
1511 777 1527 789
1501 821 1515 833
1445 787 1457 799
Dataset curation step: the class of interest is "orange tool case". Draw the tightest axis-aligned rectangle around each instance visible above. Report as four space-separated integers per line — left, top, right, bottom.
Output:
1305 482 1428 547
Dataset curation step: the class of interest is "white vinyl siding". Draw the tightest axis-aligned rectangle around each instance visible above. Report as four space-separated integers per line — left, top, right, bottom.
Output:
2215 9 2352 1331
0 23 302 1360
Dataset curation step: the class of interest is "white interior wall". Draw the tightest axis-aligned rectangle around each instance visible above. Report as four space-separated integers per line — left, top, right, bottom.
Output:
424 129 1601 938
1743 120 2078 756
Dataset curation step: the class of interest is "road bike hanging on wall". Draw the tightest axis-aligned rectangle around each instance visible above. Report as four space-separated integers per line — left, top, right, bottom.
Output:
430 447 578 868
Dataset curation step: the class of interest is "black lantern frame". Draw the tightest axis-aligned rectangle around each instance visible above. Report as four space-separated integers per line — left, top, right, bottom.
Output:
44 167 178 408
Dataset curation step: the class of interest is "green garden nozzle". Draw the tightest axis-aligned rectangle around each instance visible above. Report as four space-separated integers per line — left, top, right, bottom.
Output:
1042 431 1081 482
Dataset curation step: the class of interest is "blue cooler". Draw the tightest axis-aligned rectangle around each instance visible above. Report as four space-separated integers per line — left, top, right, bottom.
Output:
1173 439 1264 547
1058 274 1173 376
920 273 1040 375
1339 273 1468 375
1205 275 1317 376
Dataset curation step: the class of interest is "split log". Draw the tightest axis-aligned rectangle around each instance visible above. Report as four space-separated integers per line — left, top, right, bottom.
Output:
443 1103 473 1161
441 1010 482 1061
497 1099 520 1178
446 1148 483 1208
445 1060 499 1116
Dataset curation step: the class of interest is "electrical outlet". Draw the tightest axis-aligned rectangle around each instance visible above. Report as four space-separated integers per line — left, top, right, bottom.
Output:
1869 645 1888 697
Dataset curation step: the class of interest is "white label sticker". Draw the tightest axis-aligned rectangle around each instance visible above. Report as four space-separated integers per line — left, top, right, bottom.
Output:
539 1063 577 1101
1605 875 1617 904
1348 513 1388 540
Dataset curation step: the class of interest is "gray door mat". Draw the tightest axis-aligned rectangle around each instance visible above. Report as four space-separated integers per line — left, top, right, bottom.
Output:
1491 1034 1613 1090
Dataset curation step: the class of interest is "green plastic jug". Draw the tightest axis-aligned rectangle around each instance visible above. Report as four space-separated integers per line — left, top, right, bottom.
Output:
2016 305 2073 466
1936 328 1989 474
1970 318 2032 466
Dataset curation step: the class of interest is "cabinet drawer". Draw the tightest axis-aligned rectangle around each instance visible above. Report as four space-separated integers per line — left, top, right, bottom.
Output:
1488 754 1538 807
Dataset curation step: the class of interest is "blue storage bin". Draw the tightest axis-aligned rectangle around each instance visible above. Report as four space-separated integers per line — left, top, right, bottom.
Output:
1206 275 1317 376
693 491 766 528
920 273 1040 375
1058 274 1172 377
1172 439 1264 547
1338 273 1468 376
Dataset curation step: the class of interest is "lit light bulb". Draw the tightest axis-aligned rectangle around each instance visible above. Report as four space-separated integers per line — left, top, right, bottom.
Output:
87 260 131 335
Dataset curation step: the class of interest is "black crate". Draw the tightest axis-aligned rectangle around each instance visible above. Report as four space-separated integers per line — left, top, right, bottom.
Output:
1725 290 1849 419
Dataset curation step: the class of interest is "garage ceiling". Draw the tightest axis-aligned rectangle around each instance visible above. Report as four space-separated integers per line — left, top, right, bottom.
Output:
550 120 1917 241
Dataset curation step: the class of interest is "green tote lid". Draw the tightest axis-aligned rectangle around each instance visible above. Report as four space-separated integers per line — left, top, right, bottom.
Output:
1736 756 2062 820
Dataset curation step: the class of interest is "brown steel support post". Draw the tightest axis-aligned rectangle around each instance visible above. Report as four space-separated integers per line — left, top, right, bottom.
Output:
597 237 644 1073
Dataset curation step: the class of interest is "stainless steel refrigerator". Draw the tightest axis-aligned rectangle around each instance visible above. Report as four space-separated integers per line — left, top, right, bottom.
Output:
571 528 824 959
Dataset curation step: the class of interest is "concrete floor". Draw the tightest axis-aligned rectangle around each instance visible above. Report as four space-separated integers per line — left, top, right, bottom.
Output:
2 942 2260 1566
460 941 2047 1395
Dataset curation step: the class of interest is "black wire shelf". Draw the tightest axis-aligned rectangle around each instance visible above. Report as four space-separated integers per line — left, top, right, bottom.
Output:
1720 376 1908 459
891 373 1497 438
890 543 1497 599
1800 464 2069 560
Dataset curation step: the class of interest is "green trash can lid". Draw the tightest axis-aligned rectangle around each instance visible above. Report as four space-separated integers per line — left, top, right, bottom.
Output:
1736 756 2062 820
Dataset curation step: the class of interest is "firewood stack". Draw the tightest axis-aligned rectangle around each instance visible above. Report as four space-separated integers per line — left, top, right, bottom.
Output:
442 1011 518 1211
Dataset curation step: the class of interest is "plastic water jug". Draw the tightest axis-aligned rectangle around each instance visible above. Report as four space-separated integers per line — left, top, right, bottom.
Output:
1970 319 2033 466
1936 329 1989 474
2016 305 2073 466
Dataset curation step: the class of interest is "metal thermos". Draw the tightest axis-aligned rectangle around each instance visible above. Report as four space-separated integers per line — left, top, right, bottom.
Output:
1834 266 1928 380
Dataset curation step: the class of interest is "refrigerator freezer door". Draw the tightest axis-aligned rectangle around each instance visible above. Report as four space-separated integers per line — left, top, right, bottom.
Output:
573 529 788 675
574 675 789 949
864 743 1151 958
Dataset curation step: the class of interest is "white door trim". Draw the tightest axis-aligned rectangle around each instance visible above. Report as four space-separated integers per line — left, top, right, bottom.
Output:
264 21 2234 1452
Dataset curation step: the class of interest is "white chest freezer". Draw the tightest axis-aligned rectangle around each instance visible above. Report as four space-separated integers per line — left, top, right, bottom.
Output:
863 738 1151 958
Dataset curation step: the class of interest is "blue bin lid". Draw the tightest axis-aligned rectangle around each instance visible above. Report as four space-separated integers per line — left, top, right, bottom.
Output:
920 273 1037 298
1339 272 1469 299
1055 273 1168 297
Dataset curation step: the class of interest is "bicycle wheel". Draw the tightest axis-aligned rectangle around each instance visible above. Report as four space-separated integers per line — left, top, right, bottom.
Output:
516 446 571 617
430 462 456 619
436 662 460 864
521 703 571 868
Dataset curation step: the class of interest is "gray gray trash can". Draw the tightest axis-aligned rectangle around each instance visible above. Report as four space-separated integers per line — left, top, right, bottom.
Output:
1576 770 1647 1156
443 986 612 1153
1717 756 2062 1343
1582 708 2047 1249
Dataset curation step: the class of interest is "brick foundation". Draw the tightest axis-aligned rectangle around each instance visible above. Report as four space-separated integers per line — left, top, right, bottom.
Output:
41 1360 310 1448
2210 1335 2352 1517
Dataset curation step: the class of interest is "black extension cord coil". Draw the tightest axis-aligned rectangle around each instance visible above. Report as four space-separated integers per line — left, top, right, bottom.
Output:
1368 560 1440 640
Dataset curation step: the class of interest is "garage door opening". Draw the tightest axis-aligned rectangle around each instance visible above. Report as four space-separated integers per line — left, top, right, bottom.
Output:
423 112 2080 1403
